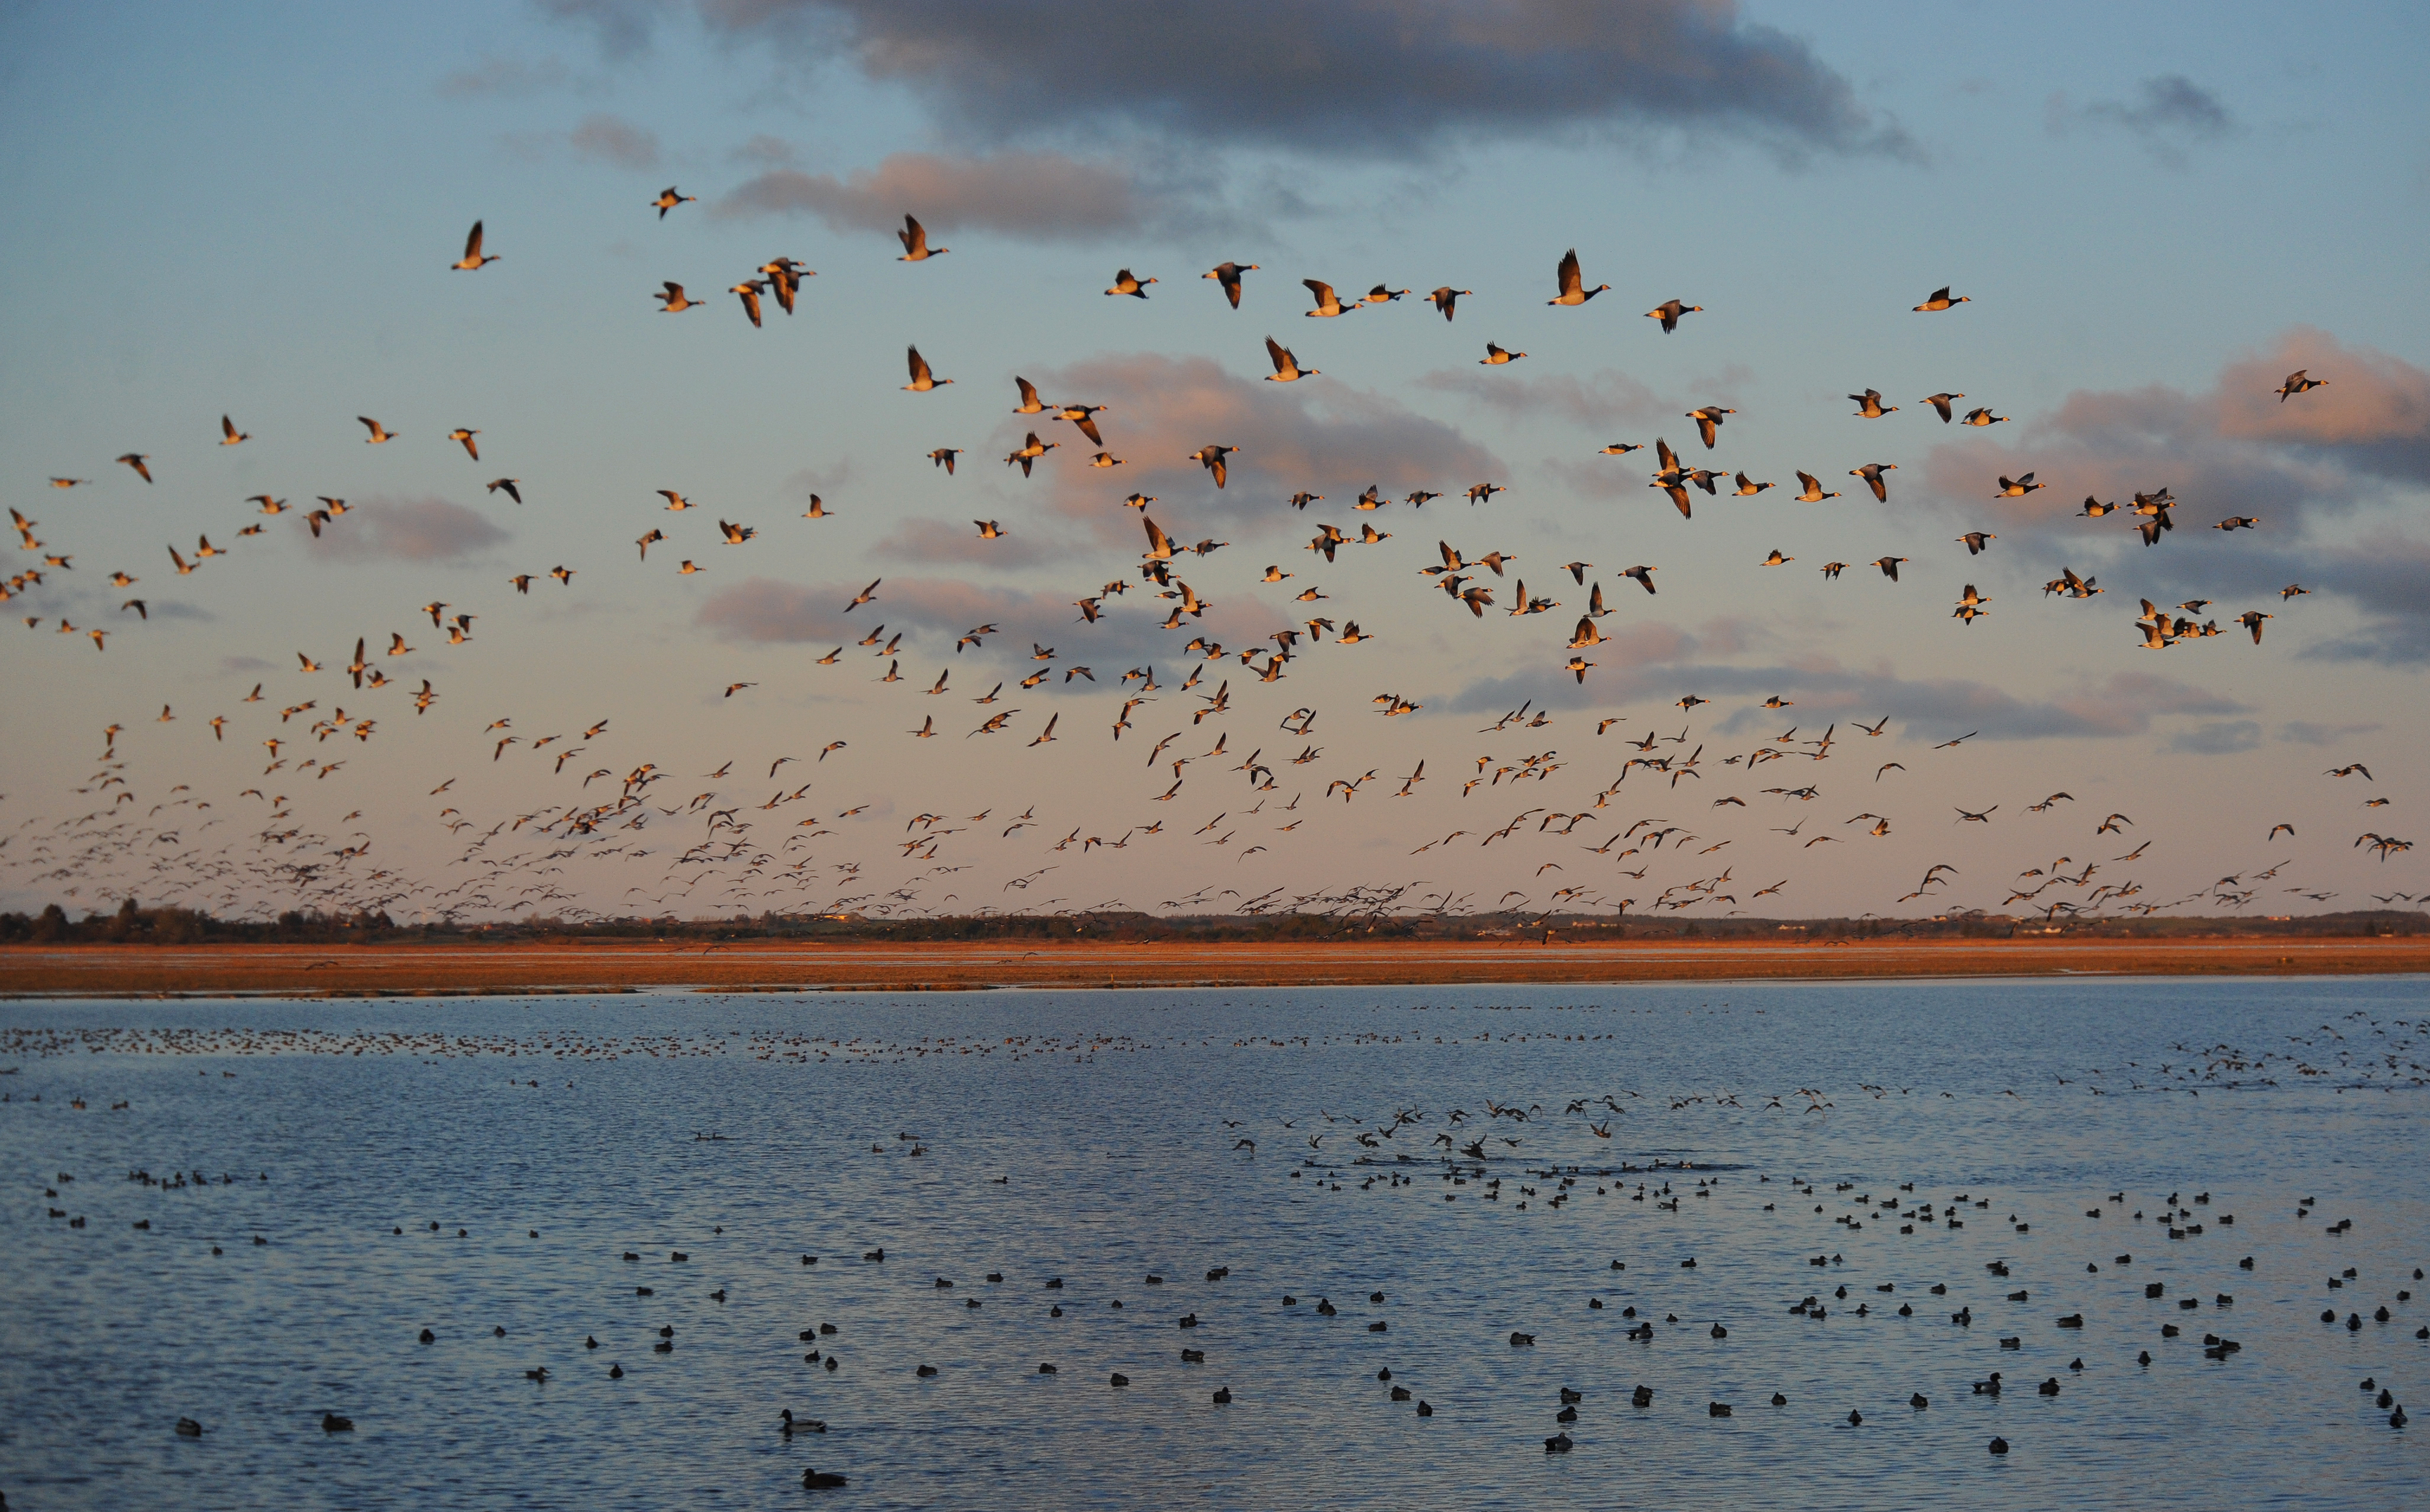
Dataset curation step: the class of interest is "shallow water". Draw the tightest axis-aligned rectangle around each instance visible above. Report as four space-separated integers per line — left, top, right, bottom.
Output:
2 976 2425 1510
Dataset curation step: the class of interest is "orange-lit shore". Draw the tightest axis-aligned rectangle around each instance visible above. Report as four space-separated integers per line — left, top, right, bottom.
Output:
2 936 2424 998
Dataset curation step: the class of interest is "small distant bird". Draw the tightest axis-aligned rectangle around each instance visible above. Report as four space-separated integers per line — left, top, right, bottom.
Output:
904 346 952 392
486 479 522 503
650 186 695 218
929 449 959 475
1851 463 1895 502
1914 286 1969 312
654 282 699 312
117 453 153 482
1429 287 1469 321
448 428 480 460
1106 269 1156 298
1958 531 1996 554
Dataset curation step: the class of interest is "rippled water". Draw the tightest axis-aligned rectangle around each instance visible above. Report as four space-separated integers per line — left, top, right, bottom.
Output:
3 976 2425 1510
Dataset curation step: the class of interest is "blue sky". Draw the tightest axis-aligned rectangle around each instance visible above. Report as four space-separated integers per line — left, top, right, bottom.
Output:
2 1 2424 922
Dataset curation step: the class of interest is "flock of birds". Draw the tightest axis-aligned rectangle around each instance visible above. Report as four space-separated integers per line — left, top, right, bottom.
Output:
2 201 2410 928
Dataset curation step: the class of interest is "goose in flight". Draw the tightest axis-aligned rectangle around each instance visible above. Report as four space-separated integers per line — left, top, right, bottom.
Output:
1849 389 1896 418
2276 369 2326 401
1851 463 1895 502
1913 286 1969 312
1302 279 1354 317
357 416 398 444
1106 268 1156 298
651 186 695 218
117 453 152 482
1873 556 1907 581
448 428 480 460
1958 531 1996 554
451 221 498 270
897 215 946 260
1189 445 1237 489
717 519 755 545
1993 473 2043 497
1479 341 1526 365
1962 407 2008 427
928 448 959 475
844 578 880 611
1761 550 1792 566
486 478 522 503
1600 441 1642 456
2281 583 2309 599
1005 432 1056 476
1056 402 1107 444
1429 286 1469 321
654 282 700 311
1547 248 1608 306
1264 337 1315 382
1012 375 1049 413
1687 406 1733 448
974 519 1007 538
1204 261 1258 308
1646 299 1702 332
2214 515 2258 531
1921 392 1965 422
730 280 765 327
219 415 248 445
1621 564 1657 595
1733 473 1773 496
904 347 952 392
2238 609 2271 642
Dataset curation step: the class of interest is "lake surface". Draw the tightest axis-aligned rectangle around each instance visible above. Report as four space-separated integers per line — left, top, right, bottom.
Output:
3 976 2425 1510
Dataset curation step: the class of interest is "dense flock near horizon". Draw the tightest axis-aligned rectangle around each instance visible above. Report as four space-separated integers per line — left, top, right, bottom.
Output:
1 200 2418 930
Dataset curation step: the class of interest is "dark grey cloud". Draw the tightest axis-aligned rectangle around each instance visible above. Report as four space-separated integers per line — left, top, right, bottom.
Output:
568 112 663 169
718 151 1187 240
571 1 1909 163
2164 720 2262 756
1445 638 2248 745
299 497 511 565
2051 75 2235 166
2277 721 2383 747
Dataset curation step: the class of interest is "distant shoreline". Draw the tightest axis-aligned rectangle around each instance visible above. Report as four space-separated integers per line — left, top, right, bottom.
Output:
4 938 2425 999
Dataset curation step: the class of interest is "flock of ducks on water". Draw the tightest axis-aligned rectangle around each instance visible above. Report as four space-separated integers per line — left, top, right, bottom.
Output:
2 194 2406 931
17 1025 2420 1487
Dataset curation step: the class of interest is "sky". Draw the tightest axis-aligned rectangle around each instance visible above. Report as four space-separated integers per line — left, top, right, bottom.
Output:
1 0 2425 924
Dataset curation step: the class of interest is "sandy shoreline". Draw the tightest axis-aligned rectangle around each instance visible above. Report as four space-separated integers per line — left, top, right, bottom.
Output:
1 936 2424 998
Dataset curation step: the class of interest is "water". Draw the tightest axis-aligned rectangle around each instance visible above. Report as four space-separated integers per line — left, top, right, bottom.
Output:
3 976 2425 1510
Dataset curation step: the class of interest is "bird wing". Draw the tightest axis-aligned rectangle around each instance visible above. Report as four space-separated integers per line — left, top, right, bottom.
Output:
907 347 930 383
1556 248 1581 298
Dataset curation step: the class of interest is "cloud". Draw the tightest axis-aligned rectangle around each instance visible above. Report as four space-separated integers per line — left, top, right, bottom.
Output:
1443 636 2249 744
1417 367 1677 431
1914 329 2430 578
568 112 662 170
872 518 1054 568
1010 353 1504 538
2277 721 2383 747
299 497 510 565
2164 719 2262 755
717 150 1210 241
2051 75 2235 166
435 57 570 97
681 1 1912 163
695 573 1296 681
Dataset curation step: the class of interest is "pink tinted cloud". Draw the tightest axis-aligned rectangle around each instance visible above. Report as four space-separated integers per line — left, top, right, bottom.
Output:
299 497 510 564
1011 353 1504 537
